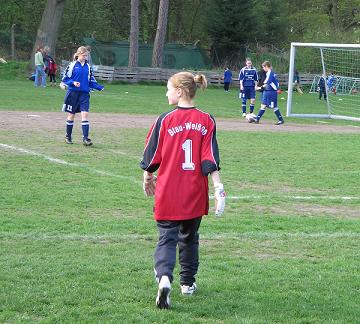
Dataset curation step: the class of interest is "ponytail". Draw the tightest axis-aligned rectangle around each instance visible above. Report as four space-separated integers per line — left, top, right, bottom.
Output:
169 72 207 99
194 74 208 90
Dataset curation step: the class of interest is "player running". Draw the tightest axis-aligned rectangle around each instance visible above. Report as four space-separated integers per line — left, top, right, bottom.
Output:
140 72 226 309
248 61 284 125
61 46 104 146
239 58 258 117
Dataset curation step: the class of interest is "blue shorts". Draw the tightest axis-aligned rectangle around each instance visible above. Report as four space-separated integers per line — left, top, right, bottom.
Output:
262 91 277 108
62 91 90 114
240 87 256 100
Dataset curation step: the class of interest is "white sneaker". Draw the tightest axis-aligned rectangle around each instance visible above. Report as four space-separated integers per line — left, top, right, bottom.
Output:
180 282 197 296
242 113 247 117
156 276 171 309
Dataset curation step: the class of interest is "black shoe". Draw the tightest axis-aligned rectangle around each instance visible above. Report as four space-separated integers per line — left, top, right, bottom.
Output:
275 120 284 125
65 136 73 144
83 138 93 146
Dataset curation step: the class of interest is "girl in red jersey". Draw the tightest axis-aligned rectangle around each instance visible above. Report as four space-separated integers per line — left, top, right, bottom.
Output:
140 72 226 309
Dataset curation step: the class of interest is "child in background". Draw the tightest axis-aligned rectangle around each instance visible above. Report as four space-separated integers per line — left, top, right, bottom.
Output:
140 71 226 309
318 75 327 100
293 70 303 95
48 59 57 86
223 67 232 92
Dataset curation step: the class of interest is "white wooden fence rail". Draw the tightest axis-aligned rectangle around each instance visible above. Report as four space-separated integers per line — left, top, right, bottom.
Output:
60 61 316 88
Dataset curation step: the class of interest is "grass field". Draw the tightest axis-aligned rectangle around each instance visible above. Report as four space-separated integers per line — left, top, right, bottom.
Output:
1 80 360 323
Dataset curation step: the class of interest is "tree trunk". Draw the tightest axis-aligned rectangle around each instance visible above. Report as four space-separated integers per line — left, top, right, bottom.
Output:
11 24 16 60
129 0 139 68
152 0 169 68
327 0 339 32
31 0 66 68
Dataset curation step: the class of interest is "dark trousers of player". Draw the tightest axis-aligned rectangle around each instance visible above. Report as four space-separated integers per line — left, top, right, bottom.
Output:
224 82 230 91
154 217 202 286
319 88 327 100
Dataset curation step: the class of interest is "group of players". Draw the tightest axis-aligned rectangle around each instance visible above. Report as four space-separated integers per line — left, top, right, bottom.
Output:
227 58 284 125
60 46 225 310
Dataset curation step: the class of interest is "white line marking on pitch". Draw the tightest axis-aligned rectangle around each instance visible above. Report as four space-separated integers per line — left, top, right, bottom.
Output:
0 143 141 185
109 149 141 161
209 195 360 201
2 231 360 241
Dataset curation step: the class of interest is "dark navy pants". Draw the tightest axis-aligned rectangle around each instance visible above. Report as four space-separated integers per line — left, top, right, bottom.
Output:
319 87 327 100
154 217 202 286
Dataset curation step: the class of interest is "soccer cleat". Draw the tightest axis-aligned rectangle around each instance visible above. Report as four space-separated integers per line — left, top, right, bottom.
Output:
156 276 171 309
83 138 93 146
180 282 197 296
242 113 247 117
248 116 259 124
275 120 284 125
65 136 73 144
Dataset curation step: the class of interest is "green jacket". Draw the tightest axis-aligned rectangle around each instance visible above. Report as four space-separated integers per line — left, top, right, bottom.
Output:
35 51 45 66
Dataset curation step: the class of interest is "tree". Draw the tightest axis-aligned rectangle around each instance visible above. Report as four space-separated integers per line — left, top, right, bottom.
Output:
205 0 259 66
129 0 140 68
152 0 169 68
32 0 66 66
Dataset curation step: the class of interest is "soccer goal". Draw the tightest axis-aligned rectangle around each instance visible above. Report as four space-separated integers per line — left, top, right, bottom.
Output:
287 42 360 121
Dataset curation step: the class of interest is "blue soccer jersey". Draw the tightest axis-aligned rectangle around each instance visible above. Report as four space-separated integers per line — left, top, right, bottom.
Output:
62 60 104 93
263 70 279 91
239 67 258 87
327 75 335 88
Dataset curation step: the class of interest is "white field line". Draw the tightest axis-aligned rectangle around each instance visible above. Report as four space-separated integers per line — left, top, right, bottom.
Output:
209 195 360 201
109 149 141 161
1 231 360 241
1 143 358 201
0 143 141 185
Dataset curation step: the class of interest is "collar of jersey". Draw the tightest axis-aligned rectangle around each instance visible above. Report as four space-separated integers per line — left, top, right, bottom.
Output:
177 106 195 110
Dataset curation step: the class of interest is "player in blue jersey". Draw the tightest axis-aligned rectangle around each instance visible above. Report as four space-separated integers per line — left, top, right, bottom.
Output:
327 72 336 95
61 46 104 146
239 58 258 117
249 61 284 125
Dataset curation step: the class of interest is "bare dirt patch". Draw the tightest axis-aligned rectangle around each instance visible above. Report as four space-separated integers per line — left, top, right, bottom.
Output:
1 111 360 133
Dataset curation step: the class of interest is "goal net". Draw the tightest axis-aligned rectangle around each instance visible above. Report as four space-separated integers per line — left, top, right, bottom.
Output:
287 43 360 122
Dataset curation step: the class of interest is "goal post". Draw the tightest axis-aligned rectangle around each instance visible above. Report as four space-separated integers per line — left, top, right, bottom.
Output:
286 42 360 122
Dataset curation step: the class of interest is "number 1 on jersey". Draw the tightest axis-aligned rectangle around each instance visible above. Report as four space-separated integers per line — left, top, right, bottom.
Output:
182 139 195 170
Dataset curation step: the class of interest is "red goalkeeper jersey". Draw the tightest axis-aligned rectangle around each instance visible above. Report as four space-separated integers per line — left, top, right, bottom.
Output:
140 107 220 221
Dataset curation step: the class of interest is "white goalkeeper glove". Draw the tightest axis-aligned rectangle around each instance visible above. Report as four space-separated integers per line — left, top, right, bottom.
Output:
214 183 226 217
143 172 157 197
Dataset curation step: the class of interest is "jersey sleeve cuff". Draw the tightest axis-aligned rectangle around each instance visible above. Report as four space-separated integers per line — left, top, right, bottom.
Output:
201 160 220 176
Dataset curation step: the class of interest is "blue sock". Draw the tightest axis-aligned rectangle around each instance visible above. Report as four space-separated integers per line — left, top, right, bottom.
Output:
66 120 74 138
242 99 247 113
250 104 255 113
257 109 265 121
274 108 284 121
82 121 90 139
